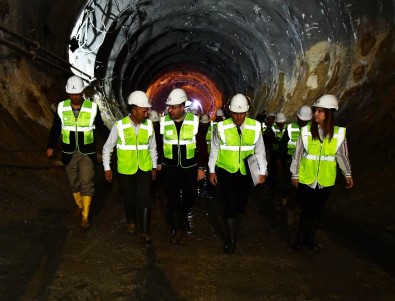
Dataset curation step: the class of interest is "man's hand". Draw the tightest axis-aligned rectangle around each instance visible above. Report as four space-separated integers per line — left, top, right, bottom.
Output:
209 173 218 186
197 169 206 181
46 148 54 157
346 176 354 189
291 178 299 188
152 169 157 181
105 170 113 183
258 175 266 185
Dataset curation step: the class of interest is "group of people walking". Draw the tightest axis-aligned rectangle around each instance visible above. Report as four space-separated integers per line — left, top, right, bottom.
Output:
46 75 353 254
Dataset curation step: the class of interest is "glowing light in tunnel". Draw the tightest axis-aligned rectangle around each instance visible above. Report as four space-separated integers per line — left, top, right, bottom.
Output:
145 69 223 119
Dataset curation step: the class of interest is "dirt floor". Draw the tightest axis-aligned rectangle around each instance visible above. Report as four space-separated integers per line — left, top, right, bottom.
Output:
1 162 395 301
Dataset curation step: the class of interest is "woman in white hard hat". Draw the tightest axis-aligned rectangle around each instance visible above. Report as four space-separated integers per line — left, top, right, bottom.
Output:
208 93 267 254
290 95 354 251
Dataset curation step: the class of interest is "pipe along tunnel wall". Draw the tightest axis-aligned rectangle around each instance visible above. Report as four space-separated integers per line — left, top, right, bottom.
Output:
0 0 395 298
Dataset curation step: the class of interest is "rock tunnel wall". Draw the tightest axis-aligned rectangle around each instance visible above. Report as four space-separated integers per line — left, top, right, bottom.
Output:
0 0 394 230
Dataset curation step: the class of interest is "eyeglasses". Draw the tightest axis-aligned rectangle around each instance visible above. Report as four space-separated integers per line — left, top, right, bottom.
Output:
168 105 183 110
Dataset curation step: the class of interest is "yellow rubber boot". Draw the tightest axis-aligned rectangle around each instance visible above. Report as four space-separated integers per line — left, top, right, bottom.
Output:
81 196 92 229
72 192 83 218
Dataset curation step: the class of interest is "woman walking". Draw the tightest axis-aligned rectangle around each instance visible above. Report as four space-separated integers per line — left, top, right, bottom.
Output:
290 94 353 250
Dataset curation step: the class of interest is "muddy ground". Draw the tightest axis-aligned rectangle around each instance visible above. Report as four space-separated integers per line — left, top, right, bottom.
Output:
0 161 395 301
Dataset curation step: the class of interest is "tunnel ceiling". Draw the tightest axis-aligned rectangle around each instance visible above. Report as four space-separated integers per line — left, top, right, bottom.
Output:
68 0 394 119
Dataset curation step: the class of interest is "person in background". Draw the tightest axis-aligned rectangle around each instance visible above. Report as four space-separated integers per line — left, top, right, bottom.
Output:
46 75 109 229
209 94 267 254
196 114 212 198
262 112 276 164
148 109 163 200
159 88 207 244
291 94 353 251
279 105 313 202
102 91 157 244
278 105 312 240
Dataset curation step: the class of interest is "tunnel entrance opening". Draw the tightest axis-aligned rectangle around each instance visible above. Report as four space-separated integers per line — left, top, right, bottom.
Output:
145 67 223 118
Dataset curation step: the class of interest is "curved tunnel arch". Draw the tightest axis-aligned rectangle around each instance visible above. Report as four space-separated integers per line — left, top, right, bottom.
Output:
69 0 359 122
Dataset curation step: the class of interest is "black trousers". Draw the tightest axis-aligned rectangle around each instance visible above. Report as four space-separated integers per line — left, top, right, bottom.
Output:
118 170 153 223
162 165 198 212
298 183 333 219
217 168 252 218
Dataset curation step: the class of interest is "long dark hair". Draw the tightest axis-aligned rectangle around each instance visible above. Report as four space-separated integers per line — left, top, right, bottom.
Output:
311 108 335 141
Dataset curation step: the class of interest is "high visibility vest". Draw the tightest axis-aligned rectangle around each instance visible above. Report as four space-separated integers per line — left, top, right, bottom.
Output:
216 117 261 175
58 99 97 149
116 117 153 175
160 112 199 160
299 125 346 187
206 121 217 152
272 123 287 151
261 122 267 133
287 122 301 155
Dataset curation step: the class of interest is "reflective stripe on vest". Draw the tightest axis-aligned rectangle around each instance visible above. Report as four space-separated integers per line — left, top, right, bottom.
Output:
299 125 346 186
116 116 153 174
160 112 199 159
58 99 97 145
287 122 301 155
216 117 261 175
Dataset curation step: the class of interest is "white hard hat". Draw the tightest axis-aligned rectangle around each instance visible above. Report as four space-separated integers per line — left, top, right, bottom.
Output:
267 113 276 118
228 94 249 113
148 110 159 122
216 109 224 117
297 105 313 121
127 91 151 107
65 75 85 94
313 94 338 110
166 88 188 105
275 112 286 123
190 109 199 115
200 114 210 124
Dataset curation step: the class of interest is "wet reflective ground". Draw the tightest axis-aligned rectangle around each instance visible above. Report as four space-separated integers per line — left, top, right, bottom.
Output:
1 168 395 300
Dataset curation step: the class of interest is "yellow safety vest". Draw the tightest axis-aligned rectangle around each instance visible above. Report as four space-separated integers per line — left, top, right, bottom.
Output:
287 122 301 155
160 112 199 160
206 121 218 152
272 123 287 151
116 117 153 175
299 125 346 187
216 117 261 175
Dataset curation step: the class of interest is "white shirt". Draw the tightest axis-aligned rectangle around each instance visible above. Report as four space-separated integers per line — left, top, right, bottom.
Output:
102 115 158 171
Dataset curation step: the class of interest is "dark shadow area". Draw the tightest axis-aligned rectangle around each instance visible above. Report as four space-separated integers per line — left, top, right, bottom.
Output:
323 211 395 277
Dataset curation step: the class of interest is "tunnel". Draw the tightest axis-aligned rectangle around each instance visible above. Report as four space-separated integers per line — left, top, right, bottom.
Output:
0 0 395 300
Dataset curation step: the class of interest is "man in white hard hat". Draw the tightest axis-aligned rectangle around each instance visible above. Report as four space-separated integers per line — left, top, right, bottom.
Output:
46 75 109 229
208 93 267 254
102 91 157 244
159 88 207 244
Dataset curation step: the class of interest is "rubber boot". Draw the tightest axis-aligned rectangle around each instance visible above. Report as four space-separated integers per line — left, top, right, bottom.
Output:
72 192 83 218
224 218 237 254
293 215 310 250
307 218 321 251
81 196 92 229
139 208 153 244
169 211 183 244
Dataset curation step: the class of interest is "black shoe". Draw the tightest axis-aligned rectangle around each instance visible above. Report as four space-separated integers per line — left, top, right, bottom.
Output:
224 242 236 254
291 240 303 250
141 233 153 244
